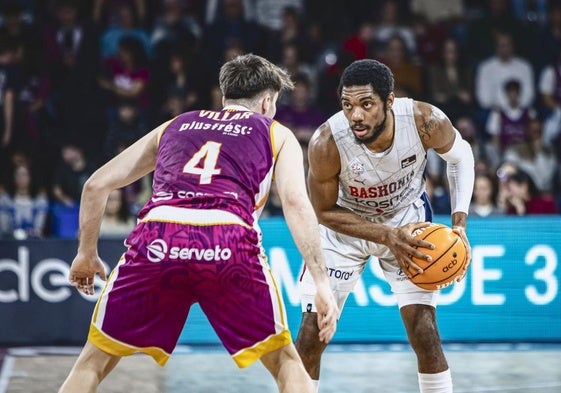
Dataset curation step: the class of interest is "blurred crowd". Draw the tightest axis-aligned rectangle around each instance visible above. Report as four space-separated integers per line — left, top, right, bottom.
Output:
0 0 560 240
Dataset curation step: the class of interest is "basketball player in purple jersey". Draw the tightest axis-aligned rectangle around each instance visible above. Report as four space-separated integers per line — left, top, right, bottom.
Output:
59 54 338 393
295 59 474 392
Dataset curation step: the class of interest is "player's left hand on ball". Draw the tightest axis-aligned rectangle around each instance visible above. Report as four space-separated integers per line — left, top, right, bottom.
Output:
452 226 471 282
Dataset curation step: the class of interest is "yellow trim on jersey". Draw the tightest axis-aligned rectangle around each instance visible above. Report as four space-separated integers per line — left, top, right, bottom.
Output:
88 324 171 366
254 191 269 211
139 206 251 228
270 121 278 162
91 254 124 324
267 266 287 327
231 329 292 368
156 118 176 146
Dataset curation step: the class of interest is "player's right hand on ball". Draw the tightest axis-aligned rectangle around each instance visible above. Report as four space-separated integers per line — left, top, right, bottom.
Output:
385 222 435 278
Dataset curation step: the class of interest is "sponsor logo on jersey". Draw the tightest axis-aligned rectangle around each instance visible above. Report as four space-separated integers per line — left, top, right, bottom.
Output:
349 159 365 175
147 239 168 263
327 268 354 280
400 154 416 168
178 121 252 136
348 170 415 199
146 239 232 263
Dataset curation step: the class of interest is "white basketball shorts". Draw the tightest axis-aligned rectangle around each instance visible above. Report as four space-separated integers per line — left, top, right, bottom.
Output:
300 197 438 314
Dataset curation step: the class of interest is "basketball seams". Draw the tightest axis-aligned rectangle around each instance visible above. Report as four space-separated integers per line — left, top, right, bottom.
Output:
418 225 447 241
410 235 459 279
411 239 466 284
412 237 463 283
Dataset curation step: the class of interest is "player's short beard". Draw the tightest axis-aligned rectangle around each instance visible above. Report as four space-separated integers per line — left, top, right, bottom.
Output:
353 102 388 145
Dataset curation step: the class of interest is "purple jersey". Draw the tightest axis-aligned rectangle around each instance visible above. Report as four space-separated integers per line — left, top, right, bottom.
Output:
499 108 530 149
138 108 276 225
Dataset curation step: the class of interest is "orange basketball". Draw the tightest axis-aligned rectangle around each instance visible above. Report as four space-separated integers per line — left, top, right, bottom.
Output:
407 223 467 291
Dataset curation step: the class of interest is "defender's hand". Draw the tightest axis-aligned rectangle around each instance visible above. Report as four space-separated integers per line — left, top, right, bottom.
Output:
68 253 107 296
314 282 338 343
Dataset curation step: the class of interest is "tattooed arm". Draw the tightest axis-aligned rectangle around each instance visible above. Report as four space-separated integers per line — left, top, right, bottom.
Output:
414 101 456 153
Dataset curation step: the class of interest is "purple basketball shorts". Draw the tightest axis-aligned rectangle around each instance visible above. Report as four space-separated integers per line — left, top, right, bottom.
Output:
89 208 291 368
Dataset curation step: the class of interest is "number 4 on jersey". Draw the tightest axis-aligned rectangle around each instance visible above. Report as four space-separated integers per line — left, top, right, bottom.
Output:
182 141 222 184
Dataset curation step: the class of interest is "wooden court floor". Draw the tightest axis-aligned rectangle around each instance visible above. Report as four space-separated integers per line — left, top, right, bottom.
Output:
1 344 560 393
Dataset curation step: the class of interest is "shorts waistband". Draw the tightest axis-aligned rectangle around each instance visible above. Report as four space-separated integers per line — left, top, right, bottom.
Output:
140 206 249 227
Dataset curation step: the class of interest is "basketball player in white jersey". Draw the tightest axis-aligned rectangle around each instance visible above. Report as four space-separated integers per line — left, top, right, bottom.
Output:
296 59 475 393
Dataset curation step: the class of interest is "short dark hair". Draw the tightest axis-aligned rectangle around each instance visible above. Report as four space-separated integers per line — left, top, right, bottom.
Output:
507 170 539 197
219 54 294 100
338 59 394 101
504 79 521 93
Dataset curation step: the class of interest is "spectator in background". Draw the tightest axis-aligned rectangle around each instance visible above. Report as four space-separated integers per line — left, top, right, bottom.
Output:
51 142 94 207
102 99 148 164
42 0 102 151
504 169 558 215
409 0 464 25
465 0 528 62
373 0 416 56
42 0 96 90
0 2 39 66
150 0 201 66
511 0 549 27
277 42 317 103
532 2 561 71
474 31 534 112
378 34 424 98
486 79 537 156
275 73 325 144
99 188 135 238
161 47 199 113
99 2 151 61
201 0 265 72
157 88 191 125
0 38 17 170
0 163 48 239
495 160 520 213
409 14 448 67
197 38 245 108
8 7 50 161
429 37 473 122
469 173 502 218
208 84 223 111
98 36 150 122
342 21 375 61
424 174 451 215
503 118 557 195
455 115 500 172
251 0 302 35
538 48 561 147
92 0 147 28
264 5 307 64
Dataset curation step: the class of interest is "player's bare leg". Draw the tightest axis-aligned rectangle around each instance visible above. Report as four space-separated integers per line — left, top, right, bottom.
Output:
58 341 121 393
260 343 315 393
295 312 329 379
400 304 447 371
401 304 453 392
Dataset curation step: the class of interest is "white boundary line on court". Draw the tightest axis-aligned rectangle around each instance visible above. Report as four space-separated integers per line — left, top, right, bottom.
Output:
0 355 14 393
455 382 561 392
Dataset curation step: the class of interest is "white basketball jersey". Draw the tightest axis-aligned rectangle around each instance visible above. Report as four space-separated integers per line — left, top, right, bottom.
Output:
328 97 427 222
